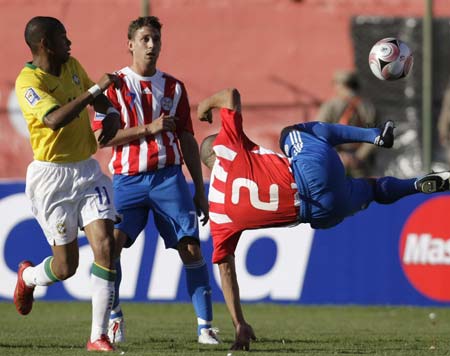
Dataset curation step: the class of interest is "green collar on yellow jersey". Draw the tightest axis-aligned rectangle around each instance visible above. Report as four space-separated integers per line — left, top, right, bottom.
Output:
25 62 37 70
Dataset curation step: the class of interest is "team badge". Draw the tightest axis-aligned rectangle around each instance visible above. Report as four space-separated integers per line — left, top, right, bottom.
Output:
72 74 80 85
161 97 173 111
24 88 40 106
56 221 66 235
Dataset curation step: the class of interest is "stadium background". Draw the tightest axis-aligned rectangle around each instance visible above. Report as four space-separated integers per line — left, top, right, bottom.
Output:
1 0 450 307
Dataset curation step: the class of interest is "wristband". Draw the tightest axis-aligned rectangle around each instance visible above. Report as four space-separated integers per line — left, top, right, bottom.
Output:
106 107 120 116
87 84 102 98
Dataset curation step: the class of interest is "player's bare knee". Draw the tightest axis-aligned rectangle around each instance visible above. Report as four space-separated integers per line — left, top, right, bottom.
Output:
91 235 115 263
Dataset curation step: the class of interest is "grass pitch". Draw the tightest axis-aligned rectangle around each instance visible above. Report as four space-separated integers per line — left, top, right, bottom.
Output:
0 302 449 355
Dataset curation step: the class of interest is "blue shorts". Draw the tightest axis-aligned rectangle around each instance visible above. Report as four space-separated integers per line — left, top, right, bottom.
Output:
280 124 374 229
113 165 199 248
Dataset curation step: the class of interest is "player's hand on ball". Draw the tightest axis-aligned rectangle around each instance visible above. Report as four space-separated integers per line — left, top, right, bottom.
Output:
231 322 256 351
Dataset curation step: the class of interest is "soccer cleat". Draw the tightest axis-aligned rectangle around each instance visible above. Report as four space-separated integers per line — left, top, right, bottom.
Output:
415 171 450 193
374 120 395 148
108 316 125 343
14 260 35 315
198 327 221 344
86 334 115 352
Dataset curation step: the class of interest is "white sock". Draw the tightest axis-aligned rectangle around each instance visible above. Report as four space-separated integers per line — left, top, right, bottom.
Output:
90 271 115 342
22 256 58 287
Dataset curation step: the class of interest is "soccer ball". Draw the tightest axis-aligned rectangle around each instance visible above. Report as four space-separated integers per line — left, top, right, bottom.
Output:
368 37 413 81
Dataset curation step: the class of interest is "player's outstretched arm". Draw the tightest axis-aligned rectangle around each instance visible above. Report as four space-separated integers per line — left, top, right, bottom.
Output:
197 88 241 123
218 255 256 351
44 73 120 131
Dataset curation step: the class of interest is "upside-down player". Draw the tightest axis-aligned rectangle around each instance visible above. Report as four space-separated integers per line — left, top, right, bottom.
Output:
198 87 450 351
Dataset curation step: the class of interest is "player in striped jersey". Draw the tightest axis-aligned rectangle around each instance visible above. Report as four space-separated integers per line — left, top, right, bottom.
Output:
198 87 450 350
14 16 121 351
92 16 217 344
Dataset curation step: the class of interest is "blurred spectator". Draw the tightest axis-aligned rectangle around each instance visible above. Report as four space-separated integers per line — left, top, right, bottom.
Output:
315 70 377 177
438 79 450 165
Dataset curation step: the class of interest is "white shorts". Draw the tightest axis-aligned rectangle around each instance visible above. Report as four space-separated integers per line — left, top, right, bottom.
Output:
26 158 117 246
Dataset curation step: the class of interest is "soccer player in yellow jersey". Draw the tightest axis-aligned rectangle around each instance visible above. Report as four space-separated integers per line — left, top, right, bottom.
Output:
14 16 121 352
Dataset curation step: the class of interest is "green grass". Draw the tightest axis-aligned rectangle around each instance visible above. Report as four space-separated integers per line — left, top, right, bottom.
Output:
1 302 450 355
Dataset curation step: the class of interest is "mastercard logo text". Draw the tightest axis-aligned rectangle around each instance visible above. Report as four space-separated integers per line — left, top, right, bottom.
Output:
400 196 450 302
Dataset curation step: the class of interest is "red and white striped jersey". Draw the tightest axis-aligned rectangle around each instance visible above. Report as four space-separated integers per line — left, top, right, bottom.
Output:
92 67 193 175
209 108 300 263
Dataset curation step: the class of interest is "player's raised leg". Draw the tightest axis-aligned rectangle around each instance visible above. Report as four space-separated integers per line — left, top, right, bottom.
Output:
415 171 450 193
369 170 450 205
14 256 61 315
280 121 394 157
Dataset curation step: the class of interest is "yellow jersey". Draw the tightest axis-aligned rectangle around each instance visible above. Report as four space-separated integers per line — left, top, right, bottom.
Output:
15 57 97 163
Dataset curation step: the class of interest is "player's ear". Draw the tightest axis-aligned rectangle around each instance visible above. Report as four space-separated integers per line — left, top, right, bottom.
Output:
127 39 134 54
41 37 49 51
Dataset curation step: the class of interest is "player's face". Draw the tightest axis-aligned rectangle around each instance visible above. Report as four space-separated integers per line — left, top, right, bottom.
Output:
46 25 71 64
129 26 161 69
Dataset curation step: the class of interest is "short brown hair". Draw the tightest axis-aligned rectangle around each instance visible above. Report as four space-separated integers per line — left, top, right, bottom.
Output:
128 16 162 40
